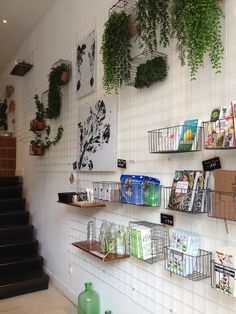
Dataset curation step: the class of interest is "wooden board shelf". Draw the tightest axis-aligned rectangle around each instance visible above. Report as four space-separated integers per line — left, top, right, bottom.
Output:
10 62 33 76
57 201 106 208
72 241 129 262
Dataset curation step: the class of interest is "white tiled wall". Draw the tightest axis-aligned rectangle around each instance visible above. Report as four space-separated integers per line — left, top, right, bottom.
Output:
1 0 236 313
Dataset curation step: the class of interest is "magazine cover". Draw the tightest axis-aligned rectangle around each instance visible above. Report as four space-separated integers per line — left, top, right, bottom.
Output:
178 119 201 151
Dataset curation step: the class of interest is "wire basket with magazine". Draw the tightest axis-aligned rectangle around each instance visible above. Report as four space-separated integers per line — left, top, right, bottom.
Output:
148 121 202 154
129 221 168 264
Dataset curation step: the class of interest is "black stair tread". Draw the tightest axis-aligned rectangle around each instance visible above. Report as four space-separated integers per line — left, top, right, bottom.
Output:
0 240 38 257
0 210 29 227
0 224 34 245
0 270 49 299
0 270 48 286
0 253 42 265
0 198 25 211
0 224 33 231
0 186 22 199
0 176 22 187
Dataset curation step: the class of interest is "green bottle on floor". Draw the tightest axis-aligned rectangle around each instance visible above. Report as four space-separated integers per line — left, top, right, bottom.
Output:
105 311 112 314
77 282 100 314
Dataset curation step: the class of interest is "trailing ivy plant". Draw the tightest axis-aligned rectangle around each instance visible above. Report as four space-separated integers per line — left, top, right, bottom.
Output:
170 0 224 79
101 11 131 93
134 56 167 89
135 0 171 53
47 64 69 119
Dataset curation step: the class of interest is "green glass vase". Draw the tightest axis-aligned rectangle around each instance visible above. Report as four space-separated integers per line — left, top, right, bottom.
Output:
77 282 100 314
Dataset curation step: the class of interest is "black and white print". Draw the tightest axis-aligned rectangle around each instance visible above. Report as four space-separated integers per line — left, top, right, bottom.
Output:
76 31 96 99
77 95 117 171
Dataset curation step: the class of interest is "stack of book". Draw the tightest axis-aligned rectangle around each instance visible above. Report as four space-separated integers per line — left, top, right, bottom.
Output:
168 170 210 212
205 102 236 149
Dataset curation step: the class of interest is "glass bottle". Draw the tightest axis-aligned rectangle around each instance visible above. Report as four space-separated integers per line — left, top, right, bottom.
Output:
99 221 107 253
105 311 112 314
116 225 126 255
108 223 117 254
77 282 100 314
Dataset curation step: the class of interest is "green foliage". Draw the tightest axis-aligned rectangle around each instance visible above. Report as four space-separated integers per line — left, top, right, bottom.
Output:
34 95 46 121
171 0 224 79
101 11 131 93
134 56 167 89
47 64 69 119
0 99 8 131
135 0 171 53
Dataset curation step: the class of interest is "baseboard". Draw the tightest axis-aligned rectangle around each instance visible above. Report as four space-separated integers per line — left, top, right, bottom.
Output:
44 267 77 305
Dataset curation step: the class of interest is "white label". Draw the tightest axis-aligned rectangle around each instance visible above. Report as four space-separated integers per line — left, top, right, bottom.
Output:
176 181 188 193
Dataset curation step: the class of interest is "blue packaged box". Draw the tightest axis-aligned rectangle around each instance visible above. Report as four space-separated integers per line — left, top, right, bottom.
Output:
120 175 160 206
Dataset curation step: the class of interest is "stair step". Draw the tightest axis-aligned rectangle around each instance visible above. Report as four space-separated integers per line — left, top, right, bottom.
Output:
0 270 49 299
0 240 38 258
0 211 29 227
0 225 34 244
0 186 22 199
0 176 22 187
0 198 25 211
0 254 43 276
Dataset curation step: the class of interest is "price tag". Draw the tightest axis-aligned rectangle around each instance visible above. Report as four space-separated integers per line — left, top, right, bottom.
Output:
202 157 221 171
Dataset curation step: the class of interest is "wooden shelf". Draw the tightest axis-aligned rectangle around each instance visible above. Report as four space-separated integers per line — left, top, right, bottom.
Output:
57 201 106 208
72 241 129 261
10 62 33 76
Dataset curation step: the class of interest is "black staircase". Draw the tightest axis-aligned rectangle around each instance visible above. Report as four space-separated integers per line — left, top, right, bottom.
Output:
0 176 49 299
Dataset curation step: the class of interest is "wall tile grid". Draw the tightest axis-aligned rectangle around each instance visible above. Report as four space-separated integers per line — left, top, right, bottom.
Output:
1 0 236 313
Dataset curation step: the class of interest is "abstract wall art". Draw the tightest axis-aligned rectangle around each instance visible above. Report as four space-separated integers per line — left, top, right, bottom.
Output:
76 31 96 99
77 95 117 171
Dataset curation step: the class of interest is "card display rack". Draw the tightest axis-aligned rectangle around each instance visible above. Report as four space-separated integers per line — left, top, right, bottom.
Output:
211 260 236 297
164 187 210 214
148 125 202 154
203 118 236 150
129 221 168 264
165 248 212 281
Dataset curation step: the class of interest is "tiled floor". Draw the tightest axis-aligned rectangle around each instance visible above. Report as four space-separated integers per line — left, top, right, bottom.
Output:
0 285 77 314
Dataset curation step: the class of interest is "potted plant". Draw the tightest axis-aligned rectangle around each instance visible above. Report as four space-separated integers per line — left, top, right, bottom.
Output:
170 0 224 79
135 0 171 53
30 125 64 156
101 11 131 93
47 63 70 119
31 95 46 131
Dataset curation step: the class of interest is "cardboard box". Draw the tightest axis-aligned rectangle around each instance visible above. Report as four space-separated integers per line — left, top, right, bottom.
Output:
212 170 236 220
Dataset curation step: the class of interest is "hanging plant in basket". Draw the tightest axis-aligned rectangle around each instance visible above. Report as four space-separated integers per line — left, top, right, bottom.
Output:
170 0 224 79
101 11 131 93
134 56 167 89
47 63 70 119
30 95 46 131
135 0 171 53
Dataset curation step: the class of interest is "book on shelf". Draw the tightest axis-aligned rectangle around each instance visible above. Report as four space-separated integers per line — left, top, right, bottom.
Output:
158 123 183 152
168 170 209 212
178 119 201 151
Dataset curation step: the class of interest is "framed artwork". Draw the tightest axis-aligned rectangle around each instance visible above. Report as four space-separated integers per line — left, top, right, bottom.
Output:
76 31 96 99
77 95 117 171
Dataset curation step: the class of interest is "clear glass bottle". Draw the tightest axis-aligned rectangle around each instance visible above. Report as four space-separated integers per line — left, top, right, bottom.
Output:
77 282 100 314
108 223 117 254
99 221 107 253
116 225 126 255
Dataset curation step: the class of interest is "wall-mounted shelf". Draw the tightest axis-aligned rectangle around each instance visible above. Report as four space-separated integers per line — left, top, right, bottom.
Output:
165 248 212 281
164 187 210 214
72 240 129 262
10 62 33 76
148 124 202 154
57 201 106 208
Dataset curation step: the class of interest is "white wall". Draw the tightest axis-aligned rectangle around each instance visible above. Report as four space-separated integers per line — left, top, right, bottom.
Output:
1 0 236 313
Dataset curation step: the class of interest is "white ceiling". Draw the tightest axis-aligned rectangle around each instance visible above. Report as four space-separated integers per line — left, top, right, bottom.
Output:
0 0 56 72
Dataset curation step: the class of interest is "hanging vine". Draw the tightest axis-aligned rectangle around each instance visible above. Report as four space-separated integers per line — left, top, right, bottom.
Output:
171 0 224 79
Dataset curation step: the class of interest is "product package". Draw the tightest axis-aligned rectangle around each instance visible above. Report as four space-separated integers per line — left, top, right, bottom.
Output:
129 225 152 261
120 175 160 206
214 247 236 297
